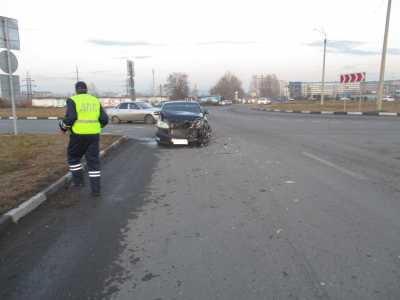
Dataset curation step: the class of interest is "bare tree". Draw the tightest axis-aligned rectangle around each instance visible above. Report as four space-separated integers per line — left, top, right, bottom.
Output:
210 72 244 100
250 74 280 98
164 73 190 100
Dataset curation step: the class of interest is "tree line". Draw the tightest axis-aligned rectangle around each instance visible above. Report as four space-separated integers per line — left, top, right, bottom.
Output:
164 72 281 100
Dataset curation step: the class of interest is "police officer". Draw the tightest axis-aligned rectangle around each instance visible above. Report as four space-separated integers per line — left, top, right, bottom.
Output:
59 81 109 196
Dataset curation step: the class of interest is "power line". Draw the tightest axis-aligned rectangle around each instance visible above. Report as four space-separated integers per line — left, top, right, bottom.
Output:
21 72 36 103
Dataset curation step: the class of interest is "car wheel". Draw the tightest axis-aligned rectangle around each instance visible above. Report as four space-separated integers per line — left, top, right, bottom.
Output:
111 116 121 124
144 115 155 125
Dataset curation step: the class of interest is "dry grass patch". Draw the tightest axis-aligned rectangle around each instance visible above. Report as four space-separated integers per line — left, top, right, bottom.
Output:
0 107 65 118
257 100 400 113
0 134 120 214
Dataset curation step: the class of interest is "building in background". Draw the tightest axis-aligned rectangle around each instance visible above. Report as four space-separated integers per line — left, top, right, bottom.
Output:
279 80 289 99
288 82 307 99
289 80 400 100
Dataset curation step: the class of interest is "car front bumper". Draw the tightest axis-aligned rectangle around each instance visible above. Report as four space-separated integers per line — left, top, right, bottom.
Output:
156 128 200 145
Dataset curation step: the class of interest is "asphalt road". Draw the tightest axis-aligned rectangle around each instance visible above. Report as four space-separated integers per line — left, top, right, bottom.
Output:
1 106 400 300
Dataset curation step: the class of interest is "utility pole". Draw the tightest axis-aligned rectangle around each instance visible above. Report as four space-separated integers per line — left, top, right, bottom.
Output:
377 0 392 111
314 28 327 106
75 65 79 82
127 60 135 101
321 35 327 106
159 84 163 97
152 69 155 97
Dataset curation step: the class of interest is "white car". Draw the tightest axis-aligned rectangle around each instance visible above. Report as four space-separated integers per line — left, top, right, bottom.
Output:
220 100 233 106
383 96 395 102
107 101 160 124
257 98 271 105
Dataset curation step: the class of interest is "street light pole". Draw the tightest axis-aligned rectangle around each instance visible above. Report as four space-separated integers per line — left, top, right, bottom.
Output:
321 35 327 106
314 28 327 106
377 0 392 111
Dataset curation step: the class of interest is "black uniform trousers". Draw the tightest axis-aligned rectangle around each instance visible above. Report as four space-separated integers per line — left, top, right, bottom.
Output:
67 134 101 193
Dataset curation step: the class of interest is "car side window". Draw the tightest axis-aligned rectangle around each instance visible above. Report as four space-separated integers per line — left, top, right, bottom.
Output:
119 103 129 109
129 103 139 109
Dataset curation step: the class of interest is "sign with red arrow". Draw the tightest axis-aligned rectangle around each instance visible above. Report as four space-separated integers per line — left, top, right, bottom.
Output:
340 72 366 83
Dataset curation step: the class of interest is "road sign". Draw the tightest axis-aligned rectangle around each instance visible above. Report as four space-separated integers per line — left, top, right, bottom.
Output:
0 16 20 50
0 74 20 99
340 72 366 83
0 50 18 74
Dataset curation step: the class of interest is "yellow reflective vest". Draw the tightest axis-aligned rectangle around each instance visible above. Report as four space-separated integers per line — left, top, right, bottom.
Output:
70 94 101 134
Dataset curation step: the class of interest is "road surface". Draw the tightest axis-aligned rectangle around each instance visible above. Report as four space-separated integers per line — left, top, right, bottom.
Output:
1 105 400 300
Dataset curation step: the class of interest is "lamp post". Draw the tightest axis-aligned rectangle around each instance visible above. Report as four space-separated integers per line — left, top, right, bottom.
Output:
314 28 327 106
377 0 392 111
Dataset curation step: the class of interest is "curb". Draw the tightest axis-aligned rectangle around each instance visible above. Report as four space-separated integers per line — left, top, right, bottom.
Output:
0 135 127 233
253 108 400 117
0 116 62 120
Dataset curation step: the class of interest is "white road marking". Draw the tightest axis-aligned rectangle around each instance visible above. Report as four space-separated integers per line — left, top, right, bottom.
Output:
302 151 367 180
379 112 397 116
347 112 363 115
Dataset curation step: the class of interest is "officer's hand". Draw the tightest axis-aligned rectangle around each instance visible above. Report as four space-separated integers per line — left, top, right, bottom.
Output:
58 120 68 133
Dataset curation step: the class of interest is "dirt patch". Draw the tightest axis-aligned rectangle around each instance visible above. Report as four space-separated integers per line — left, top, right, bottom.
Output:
0 107 65 118
0 134 120 214
256 100 400 113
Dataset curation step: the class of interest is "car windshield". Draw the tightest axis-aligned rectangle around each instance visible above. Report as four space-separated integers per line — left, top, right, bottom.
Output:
162 103 201 113
137 102 153 109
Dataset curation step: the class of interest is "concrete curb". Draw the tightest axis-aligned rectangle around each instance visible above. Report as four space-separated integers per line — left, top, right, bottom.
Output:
0 116 62 120
0 135 127 233
253 107 400 117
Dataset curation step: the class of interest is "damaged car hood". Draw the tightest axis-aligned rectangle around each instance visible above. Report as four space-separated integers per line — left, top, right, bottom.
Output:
162 111 203 122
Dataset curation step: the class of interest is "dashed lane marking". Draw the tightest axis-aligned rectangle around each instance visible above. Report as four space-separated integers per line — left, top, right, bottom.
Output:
302 151 367 180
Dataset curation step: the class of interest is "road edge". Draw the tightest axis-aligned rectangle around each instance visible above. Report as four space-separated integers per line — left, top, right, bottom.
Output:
252 107 399 117
0 135 127 234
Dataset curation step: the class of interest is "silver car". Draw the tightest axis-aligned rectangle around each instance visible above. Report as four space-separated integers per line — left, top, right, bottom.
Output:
107 101 160 124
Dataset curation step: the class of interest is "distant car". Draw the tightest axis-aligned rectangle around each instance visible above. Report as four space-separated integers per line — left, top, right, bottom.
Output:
257 98 271 105
383 96 395 102
340 97 350 101
156 101 212 146
107 101 160 124
288 98 295 101
220 100 233 106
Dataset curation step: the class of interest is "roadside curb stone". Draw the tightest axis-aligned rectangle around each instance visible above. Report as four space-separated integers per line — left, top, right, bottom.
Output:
252 107 400 117
0 135 127 234
0 116 62 120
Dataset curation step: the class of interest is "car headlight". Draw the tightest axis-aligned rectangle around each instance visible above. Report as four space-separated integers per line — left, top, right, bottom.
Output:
157 119 169 129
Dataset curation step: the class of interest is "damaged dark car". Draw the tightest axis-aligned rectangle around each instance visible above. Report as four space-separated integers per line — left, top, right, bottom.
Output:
155 101 212 146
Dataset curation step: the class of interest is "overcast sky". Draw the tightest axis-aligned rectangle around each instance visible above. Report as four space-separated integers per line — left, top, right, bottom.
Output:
3 0 400 94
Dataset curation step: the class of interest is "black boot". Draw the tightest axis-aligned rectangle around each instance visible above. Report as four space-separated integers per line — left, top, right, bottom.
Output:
90 177 101 197
71 169 85 187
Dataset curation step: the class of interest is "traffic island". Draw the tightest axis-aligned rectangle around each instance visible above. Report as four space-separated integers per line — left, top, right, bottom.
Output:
253 100 400 116
0 133 125 233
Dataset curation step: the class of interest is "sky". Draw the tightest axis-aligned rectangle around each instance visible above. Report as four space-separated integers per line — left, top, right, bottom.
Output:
2 0 400 95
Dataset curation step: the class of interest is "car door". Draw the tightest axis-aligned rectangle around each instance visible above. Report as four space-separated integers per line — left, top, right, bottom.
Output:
116 103 129 121
128 103 142 122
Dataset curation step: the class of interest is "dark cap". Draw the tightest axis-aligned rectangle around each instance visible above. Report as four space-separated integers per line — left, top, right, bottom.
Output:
75 81 87 94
